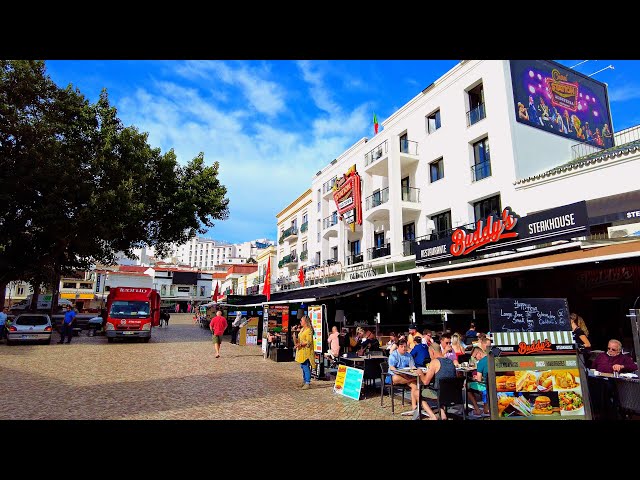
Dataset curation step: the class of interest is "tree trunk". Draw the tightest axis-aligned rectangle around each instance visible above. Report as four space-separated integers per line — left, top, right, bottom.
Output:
28 279 40 312
50 265 61 317
0 281 6 308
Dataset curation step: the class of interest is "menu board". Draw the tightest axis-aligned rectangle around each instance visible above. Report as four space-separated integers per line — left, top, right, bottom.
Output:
488 298 570 333
308 305 323 353
494 354 588 420
262 309 269 357
333 365 364 400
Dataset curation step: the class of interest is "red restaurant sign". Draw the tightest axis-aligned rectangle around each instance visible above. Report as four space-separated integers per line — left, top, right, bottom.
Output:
333 165 362 232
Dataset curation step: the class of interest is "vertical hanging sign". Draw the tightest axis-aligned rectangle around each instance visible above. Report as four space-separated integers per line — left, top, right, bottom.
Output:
333 165 362 232
309 305 323 353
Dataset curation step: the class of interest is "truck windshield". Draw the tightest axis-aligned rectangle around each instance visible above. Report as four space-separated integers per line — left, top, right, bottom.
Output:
109 301 151 319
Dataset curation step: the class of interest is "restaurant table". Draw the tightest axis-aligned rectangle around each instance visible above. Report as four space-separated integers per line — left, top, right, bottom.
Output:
392 367 427 419
455 366 476 420
587 371 640 419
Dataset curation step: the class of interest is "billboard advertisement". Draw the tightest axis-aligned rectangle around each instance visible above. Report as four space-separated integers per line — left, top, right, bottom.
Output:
510 60 613 149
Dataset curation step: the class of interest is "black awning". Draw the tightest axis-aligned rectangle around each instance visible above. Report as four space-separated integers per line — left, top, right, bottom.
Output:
587 189 640 225
267 273 413 303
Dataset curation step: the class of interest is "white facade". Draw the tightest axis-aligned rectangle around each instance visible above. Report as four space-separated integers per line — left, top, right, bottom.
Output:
293 60 628 272
276 190 312 288
176 237 274 270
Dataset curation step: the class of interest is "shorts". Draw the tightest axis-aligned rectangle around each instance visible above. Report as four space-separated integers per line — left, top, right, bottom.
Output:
212 335 222 344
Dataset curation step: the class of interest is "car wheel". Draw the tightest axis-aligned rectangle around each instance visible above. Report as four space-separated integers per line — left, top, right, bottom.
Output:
107 337 114 343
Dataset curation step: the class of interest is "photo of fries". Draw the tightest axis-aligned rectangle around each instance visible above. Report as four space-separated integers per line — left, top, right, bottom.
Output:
515 371 537 392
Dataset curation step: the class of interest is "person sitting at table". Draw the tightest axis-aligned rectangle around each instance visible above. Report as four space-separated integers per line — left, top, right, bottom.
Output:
407 325 419 351
352 327 365 352
440 333 457 364
451 333 467 360
357 328 380 356
410 336 429 368
418 342 458 420
592 339 638 374
324 325 341 364
467 346 490 418
465 322 478 343
385 332 397 351
388 338 421 414
421 329 433 346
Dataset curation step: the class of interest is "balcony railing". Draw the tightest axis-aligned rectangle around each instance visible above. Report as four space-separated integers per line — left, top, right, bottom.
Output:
345 253 363 265
402 240 415 256
278 253 298 268
571 124 640 161
367 243 390 260
365 187 389 210
323 258 339 266
471 160 492 182
323 213 338 229
466 103 486 126
322 176 337 194
364 140 388 166
300 250 308 261
400 139 419 155
300 222 308 233
401 187 420 203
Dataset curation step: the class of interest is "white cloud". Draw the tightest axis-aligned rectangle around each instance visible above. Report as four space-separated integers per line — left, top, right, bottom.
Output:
297 60 341 115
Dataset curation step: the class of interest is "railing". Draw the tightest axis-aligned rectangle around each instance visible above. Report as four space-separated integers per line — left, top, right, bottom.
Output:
365 187 389 210
400 139 419 155
466 103 486 126
401 187 420 203
368 243 390 260
300 222 308 233
322 213 338 229
300 250 308 261
345 253 363 265
471 160 492 182
323 258 339 266
571 124 640 161
278 253 298 268
283 226 298 239
402 240 415 256
365 140 388 166
322 176 337 194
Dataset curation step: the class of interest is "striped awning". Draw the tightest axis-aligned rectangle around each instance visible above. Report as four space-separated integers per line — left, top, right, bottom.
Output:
493 330 573 346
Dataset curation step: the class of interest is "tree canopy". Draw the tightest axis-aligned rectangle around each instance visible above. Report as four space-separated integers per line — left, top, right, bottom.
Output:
0 60 230 298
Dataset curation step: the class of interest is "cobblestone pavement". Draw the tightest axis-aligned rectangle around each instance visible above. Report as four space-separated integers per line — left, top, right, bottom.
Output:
0 314 413 420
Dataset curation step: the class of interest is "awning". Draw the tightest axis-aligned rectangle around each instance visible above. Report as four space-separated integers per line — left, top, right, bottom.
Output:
587 189 640 225
60 293 95 300
420 240 640 283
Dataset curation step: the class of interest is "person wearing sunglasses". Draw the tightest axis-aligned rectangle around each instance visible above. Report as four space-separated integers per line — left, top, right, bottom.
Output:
592 339 638 374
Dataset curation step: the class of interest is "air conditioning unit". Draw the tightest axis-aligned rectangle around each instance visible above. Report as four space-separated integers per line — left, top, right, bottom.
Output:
608 222 640 239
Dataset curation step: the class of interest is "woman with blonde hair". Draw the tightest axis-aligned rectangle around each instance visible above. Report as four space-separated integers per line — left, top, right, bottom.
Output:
570 313 591 366
451 333 467 362
295 316 315 390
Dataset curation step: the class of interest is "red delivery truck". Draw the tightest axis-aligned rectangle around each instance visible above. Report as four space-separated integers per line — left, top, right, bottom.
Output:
105 287 160 343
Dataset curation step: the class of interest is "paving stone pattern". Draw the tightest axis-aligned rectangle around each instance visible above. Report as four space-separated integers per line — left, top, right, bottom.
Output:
0 314 409 420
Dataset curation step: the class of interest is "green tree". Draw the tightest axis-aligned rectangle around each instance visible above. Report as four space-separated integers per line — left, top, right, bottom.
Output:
0 60 230 309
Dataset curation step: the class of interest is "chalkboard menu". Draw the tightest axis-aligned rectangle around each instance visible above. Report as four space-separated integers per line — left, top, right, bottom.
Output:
488 298 570 333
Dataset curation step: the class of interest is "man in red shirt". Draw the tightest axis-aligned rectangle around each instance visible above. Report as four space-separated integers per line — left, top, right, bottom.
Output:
209 310 228 358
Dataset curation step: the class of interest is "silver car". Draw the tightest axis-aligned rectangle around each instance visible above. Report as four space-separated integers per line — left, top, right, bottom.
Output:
5 313 53 345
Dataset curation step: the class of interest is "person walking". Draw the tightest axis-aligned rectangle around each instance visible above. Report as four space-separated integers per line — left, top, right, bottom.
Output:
0 307 8 341
231 312 243 345
295 315 315 390
58 304 76 344
209 310 228 358
175 303 180 314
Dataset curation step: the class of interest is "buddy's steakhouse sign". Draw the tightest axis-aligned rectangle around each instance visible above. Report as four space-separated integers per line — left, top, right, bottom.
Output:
415 201 589 267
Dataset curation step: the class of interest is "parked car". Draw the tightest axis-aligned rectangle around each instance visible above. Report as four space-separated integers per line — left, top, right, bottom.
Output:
5 313 53 345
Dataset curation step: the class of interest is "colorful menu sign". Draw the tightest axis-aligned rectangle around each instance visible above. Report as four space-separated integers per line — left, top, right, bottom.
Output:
333 364 364 400
415 201 589 266
308 305 323 354
262 309 269 357
493 354 588 420
333 165 362 232
488 297 591 420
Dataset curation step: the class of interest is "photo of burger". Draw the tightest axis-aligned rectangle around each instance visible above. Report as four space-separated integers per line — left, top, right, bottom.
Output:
531 395 555 415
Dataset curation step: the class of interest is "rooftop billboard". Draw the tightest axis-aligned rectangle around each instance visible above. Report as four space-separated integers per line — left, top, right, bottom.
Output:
510 60 614 150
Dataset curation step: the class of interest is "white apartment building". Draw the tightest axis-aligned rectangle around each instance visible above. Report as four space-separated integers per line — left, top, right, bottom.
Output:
300 59 620 271
176 237 274 270
275 190 312 289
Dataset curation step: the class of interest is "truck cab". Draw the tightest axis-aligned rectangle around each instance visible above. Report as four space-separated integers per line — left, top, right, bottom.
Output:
105 287 160 343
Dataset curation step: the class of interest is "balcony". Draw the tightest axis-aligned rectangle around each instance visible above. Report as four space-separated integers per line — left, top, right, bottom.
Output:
323 213 338 230
367 243 390 260
364 140 388 167
400 139 419 155
402 240 416 256
401 187 420 203
278 253 298 268
466 103 486 126
345 253 363 265
365 187 389 211
300 222 308 233
471 160 492 182
300 250 308 261
322 176 337 196
571 123 640 161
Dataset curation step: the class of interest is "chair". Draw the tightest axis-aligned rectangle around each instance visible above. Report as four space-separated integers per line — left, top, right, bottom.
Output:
427 377 466 420
614 378 640 419
379 361 408 414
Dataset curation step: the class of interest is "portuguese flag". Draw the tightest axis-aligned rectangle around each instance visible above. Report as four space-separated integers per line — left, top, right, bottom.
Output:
373 112 379 134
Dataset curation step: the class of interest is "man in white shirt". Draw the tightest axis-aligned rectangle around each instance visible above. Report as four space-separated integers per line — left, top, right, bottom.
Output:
230 312 243 345
0 307 8 341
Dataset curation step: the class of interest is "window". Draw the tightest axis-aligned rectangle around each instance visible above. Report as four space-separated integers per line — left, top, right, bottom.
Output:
63 282 76 289
474 195 501 222
317 189 321 212
472 138 491 181
403 223 415 241
400 133 409 153
401 176 410 200
17 286 25 295
427 109 441 134
79 283 92 290
331 246 338 261
350 240 361 255
431 211 452 238
467 83 486 126
374 231 385 248
430 158 444 182
302 212 308 224
302 241 307 252
315 252 321 265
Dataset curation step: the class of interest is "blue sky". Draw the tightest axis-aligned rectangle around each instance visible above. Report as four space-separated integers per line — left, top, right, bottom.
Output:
44 60 637 244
